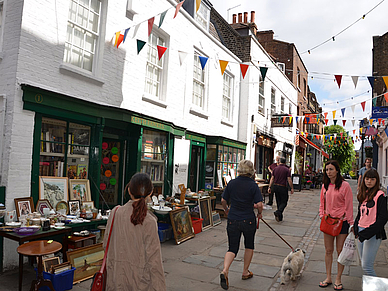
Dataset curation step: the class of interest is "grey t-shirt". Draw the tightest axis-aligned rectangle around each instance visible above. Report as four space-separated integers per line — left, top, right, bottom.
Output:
359 166 376 178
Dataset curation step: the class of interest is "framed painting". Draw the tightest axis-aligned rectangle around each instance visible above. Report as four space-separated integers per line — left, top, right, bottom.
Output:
67 243 104 283
39 176 68 210
198 197 213 230
68 200 81 215
69 179 91 202
43 256 60 273
35 199 53 216
212 211 221 226
82 201 94 211
56 201 68 214
169 206 195 245
14 197 34 218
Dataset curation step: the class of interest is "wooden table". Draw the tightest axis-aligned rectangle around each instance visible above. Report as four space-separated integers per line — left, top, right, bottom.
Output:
257 183 269 203
17 240 62 291
0 227 71 291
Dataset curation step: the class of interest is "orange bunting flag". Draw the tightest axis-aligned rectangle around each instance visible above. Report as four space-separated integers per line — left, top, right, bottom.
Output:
114 31 120 47
384 92 388 103
116 34 124 48
324 112 328 119
174 0 185 19
383 76 388 89
219 60 229 75
196 0 201 12
282 117 287 123
332 110 336 119
353 129 356 134
157 45 167 60
361 101 366 111
148 17 154 37
370 119 373 125
335 75 342 88
240 64 249 79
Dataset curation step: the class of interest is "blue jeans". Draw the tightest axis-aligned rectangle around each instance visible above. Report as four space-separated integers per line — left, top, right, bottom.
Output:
357 226 382 276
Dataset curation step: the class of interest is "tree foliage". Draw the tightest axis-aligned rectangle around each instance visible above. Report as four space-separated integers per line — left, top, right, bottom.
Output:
323 125 355 173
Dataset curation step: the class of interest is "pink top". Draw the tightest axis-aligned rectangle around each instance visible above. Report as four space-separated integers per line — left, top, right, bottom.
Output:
319 181 354 225
358 190 385 228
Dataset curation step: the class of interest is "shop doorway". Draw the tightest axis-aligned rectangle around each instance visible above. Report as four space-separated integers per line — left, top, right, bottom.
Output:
188 144 204 192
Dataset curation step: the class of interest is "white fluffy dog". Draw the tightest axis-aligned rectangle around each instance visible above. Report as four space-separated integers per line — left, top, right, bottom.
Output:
280 248 305 284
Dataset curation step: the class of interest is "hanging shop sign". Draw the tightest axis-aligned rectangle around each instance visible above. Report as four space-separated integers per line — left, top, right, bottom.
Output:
371 106 388 119
271 114 292 128
283 143 293 154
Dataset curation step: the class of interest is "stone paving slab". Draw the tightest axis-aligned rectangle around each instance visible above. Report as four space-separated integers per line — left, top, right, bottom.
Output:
211 270 274 290
227 261 280 278
182 254 224 268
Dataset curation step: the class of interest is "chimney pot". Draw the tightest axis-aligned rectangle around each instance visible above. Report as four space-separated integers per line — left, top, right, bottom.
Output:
238 13 242 23
232 14 237 24
251 11 255 23
244 12 248 23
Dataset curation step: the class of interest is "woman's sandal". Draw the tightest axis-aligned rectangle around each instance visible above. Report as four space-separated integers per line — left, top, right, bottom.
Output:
334 283 343 290
242 270 253 280
220 272 229 290
319 281 332 288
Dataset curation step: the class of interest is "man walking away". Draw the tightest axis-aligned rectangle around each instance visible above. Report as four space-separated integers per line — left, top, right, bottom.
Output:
358 158 375 191
267 156 280 206
268 157 294 222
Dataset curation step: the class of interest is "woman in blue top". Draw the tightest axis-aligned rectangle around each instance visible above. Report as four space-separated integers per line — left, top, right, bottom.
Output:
220 160 263 290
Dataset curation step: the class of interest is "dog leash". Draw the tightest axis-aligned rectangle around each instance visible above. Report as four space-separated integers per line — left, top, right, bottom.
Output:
260 218 295 252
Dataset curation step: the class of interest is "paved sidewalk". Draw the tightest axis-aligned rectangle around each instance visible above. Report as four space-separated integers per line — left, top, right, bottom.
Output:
1 179 387 290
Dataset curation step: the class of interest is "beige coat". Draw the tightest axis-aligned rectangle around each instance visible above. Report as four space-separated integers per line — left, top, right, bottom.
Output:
103 201 166 291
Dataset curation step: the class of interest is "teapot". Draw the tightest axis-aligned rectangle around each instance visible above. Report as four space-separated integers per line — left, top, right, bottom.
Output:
5 210 16 223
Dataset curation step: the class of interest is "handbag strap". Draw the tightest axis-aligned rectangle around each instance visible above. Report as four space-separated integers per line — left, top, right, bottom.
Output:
101 206 119 270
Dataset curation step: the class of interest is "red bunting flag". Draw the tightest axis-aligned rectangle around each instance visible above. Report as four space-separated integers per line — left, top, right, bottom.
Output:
378 118 382 125
361 101 366 111
335 75 342 88
174 0 185 19
116 34 124 48
282 117 287 123
324 112 328 119
325 119 328 125
148 17 154 36
353 129 356 134
240 64 249 79
384 92 388 103
342 120 346 126
157 45 167 60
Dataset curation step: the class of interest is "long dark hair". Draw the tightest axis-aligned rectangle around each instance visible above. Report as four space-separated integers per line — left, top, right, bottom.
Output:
323 160 343 190
127 173 153 226
358 169 380 203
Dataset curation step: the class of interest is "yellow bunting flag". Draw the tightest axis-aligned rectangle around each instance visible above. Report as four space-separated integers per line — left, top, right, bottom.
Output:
383 76 388 89
332 110 336 119
289 116 293 124
114 31 120 47
219 60 229 75
370 119 373 125
196 0 201 12
360 128 362 134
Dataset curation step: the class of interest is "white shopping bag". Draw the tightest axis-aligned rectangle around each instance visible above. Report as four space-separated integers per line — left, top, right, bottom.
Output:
338 232 360 266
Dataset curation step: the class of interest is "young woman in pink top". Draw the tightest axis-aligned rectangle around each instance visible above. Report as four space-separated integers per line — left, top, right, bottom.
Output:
319 160 353 290
354 169 388 276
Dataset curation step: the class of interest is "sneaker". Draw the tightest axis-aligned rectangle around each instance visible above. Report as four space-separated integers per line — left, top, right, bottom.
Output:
266 203 273 206
274 212 280 222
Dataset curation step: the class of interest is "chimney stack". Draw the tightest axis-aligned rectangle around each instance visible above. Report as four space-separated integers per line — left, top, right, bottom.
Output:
232 14 237 24
244 12 248 23
238 13 242 23
251 11 255 23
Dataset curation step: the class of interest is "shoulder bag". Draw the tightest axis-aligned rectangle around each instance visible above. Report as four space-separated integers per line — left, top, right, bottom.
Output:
320 190 345 236
90 206 119 291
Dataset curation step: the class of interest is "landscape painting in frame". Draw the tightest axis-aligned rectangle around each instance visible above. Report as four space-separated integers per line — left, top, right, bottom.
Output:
39 176 68 209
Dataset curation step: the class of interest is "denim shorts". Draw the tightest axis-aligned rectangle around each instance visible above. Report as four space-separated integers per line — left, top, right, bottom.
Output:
227 218 256 255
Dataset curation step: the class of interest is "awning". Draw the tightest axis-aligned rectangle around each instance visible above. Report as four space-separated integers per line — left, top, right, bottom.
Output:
298 134 329 158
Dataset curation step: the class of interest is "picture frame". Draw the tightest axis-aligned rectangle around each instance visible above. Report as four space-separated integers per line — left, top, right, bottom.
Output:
67 243 104 283
212 211 221 226
35 199 53 216
14 197 34 218
56 201 68 214
169 206 195 245
43 256 60 273
68 200 81 215
198 197 213 230
39 176 69 210
52 261 72 274
69 179 91 202
82 201 94 211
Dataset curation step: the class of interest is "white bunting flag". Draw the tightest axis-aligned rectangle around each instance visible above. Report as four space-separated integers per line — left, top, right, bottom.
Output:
178 51 188 66
351 76 358 89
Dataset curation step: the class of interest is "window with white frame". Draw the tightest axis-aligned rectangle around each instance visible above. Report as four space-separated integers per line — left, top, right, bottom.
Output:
195 2 210 31
64 0 101 72
192 53 206 108
0 0 4 51
222 72 233 121
281 96 285 113
258 75 265 115
289 103 292 115
271 87 276 114
144 32 165 99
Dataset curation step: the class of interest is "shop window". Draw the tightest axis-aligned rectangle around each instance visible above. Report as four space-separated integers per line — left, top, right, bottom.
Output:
258 75 265 115
140 129 167 195
192 52 206 109
222 72 233 121
281 96 285 113
64 0 102 72
216 146 245 187
144 32 166 99
271 87 276 114
195 1 210 31
40 117 90 179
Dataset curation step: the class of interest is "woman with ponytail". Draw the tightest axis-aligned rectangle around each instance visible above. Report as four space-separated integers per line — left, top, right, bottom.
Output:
103 173 166 291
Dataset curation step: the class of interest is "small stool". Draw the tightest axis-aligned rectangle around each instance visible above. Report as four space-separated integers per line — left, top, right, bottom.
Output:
17 240 62 291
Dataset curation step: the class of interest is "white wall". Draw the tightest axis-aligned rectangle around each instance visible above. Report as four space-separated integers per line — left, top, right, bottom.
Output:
172 137 190 195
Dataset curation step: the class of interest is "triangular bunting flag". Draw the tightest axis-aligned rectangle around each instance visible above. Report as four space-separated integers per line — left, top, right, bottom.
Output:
361 101 366 111
383 76 388 89
132 23 140 39
334 120 337 125
289 116 293 124
157 45 167 60
219 60 229 75
116 33 124 48
305 117 310 124
114 31 120 47
174 0 185 19
334 75 342 88
178 51 187 66
342 120 346 126
159 10 167 28
359 128 363 134
372 97 377 107
325 119 328 125
196 0 201 12
260 67 268 81
378 118 382 125
351 76 358 88
282 117 287 123
384 92 388 104
332 110 336 119
341 108 345 117
148 17 154 37
199 56 208 70
351 105 355 113
137 40 146 54
324 112 328 119
123 28 130 43
352 120 355 127
367 76 375 89
340 132 343 138
370 119 373 126
240 64 249 79
353 129 356 134
296 117 299 123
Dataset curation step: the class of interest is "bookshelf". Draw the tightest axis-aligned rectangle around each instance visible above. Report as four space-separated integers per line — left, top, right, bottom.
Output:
140 130 167 196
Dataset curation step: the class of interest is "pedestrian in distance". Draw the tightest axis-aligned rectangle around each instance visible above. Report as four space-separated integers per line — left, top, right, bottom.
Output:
354 169 388 276
220 159 263 290
319 160 353 290
103 173 166 291
268 157 294 222
267 155 280 206
358 158 375 191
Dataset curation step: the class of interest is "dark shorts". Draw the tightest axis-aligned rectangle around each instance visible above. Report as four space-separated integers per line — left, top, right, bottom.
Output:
339 220 350 234
226 218 256 256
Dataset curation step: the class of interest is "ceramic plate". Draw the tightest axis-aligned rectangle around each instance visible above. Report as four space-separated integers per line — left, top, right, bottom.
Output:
54 226 65 230
151 206 172 215
5 222 21 227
